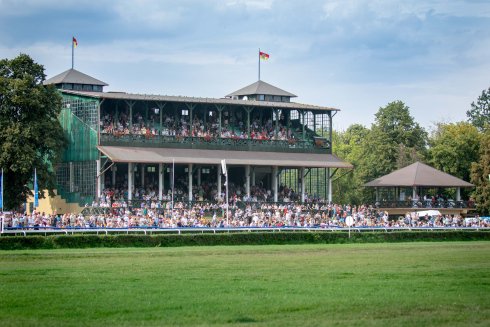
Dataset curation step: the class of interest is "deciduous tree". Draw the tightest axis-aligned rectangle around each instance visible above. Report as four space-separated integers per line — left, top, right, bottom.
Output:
0 54 66 210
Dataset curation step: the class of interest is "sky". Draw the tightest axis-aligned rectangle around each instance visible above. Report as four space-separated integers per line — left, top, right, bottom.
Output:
0 0 489 131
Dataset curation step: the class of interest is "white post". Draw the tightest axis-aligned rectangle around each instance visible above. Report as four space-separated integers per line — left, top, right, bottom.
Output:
128 162 133 201
197 166 201 186
158 163 163 201
245 165 251 197
328 169 332 203
273 166 278 202
188 163 193 202
412 186 417 200
217 164 222 200
456 187 461 201
301 167 305 203
96 159 101 199
251 167 256 186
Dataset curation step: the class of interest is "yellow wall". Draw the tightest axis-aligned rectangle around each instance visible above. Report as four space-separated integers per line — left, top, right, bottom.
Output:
26 190 84 215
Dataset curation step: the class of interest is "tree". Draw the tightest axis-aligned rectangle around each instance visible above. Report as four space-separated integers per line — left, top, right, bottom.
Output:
358 101 427 182
470 129 490 215
428 122 480 183
467 87 490 131
332 124 370 204
0 54 66 210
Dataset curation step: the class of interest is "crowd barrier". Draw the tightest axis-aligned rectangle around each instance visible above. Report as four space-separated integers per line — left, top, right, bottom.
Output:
1 226 489 237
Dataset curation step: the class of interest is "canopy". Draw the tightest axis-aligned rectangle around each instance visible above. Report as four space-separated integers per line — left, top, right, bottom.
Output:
97 146 353 169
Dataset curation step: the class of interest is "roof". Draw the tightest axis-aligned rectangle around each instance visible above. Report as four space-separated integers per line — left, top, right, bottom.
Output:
226 80 297 98
44 69 108 86
62 90 339 112
97 146 353 168
364 162 474 188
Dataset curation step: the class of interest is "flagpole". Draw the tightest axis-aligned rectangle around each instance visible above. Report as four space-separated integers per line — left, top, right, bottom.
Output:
72 37 74 69
258 48 260 81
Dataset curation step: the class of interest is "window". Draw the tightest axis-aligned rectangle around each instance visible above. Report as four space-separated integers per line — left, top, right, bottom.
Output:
82 84 92 91
265 95 273 101
73 84 83 91
93 85 103 92
258 94 265 101
182 109 189 116
273 96 281 102
281 96 290 102
63 83 73 90
147 166 156 173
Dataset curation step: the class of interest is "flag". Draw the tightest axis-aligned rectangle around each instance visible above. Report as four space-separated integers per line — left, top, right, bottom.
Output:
73 37 78 48
34 169 38 208
259 51 269 60
0 169 3 210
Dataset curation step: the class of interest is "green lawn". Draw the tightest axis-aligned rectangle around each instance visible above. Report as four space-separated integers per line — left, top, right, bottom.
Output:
0 242 489 326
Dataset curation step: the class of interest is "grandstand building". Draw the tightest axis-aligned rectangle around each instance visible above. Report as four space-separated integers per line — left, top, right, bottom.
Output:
43 68 352 212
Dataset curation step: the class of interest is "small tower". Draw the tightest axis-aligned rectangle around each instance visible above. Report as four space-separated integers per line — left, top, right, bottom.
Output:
226 80 296 103
44 68 108 92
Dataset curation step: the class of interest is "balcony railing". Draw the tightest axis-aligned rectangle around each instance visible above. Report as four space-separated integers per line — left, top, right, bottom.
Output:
100 133 330 153
374 200 475 209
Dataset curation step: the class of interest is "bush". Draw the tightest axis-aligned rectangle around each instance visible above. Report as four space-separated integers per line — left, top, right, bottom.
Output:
0 231 488 250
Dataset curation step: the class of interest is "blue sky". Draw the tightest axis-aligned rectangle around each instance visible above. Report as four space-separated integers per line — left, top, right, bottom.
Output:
1 0 489 131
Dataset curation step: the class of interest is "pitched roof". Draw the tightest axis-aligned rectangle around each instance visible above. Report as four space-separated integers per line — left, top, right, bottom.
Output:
226 80 297 98
364 162 474 188
61 90 340 112
44 68 108 86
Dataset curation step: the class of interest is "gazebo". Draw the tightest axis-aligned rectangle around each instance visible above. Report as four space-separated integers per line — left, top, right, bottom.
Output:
364 162 474 215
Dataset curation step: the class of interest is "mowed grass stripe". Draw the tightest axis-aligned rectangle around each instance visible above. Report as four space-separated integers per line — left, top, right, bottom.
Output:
0 242 489 327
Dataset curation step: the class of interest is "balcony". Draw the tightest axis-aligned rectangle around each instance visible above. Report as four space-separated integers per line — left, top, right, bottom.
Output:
100 133 331 153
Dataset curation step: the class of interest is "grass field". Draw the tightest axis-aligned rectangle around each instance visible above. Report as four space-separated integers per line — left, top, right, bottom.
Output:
0 242 489 326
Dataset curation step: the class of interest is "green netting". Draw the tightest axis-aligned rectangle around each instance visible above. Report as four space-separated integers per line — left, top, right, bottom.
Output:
59 108 98 162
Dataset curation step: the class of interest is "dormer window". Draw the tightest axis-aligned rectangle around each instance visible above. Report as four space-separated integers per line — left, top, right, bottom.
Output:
258 94 265 101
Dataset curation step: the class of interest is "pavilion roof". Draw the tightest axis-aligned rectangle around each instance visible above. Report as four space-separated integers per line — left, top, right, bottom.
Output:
226 80 297 98
364 162 474 188
44 68 108 86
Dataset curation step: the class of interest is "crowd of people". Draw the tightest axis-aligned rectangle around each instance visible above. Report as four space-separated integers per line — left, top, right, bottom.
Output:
100 111 300 142
1 200 487 230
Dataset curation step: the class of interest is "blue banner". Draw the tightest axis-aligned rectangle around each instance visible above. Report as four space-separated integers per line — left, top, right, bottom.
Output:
34 169 38 208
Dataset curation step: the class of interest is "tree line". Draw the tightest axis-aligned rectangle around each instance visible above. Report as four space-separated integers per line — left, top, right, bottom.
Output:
331 94 490 215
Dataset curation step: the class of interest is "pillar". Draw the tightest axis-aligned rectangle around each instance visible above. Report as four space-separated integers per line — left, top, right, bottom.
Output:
158 163 163 201
273 166 278 202
456 187 461 201
328 169 332 203
96 159 101 199
300 167 305 202
197 166 201 186
141 164 145 187
245 165 251 197
128 162 133 201
217 164 222 200
188 164 193 201
112 165 116 186
251 167 256 186
69 162 74 193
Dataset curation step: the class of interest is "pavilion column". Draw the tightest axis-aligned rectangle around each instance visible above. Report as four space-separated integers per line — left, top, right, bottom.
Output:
141 164 145 188
456 187 461 201
412 186 417 200
112 165 116 186
158 163 163 201
375 187 379 202
300 167 306 203
217 165 222 200
273 166 278 202
197 166 201 186
251 167 256 186
96 159 102 199
245 165 251 197
188 164 193 202
128 162 133 202
328 169 332 203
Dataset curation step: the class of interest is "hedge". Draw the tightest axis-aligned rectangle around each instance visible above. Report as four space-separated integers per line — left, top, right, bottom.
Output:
0 231 489 250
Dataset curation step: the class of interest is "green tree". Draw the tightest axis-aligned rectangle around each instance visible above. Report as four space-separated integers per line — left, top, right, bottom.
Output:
467 87 490 131
428 122 480 183
470 128 490 215
332 124 370 204
358 101 427 183
0 54 66 210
